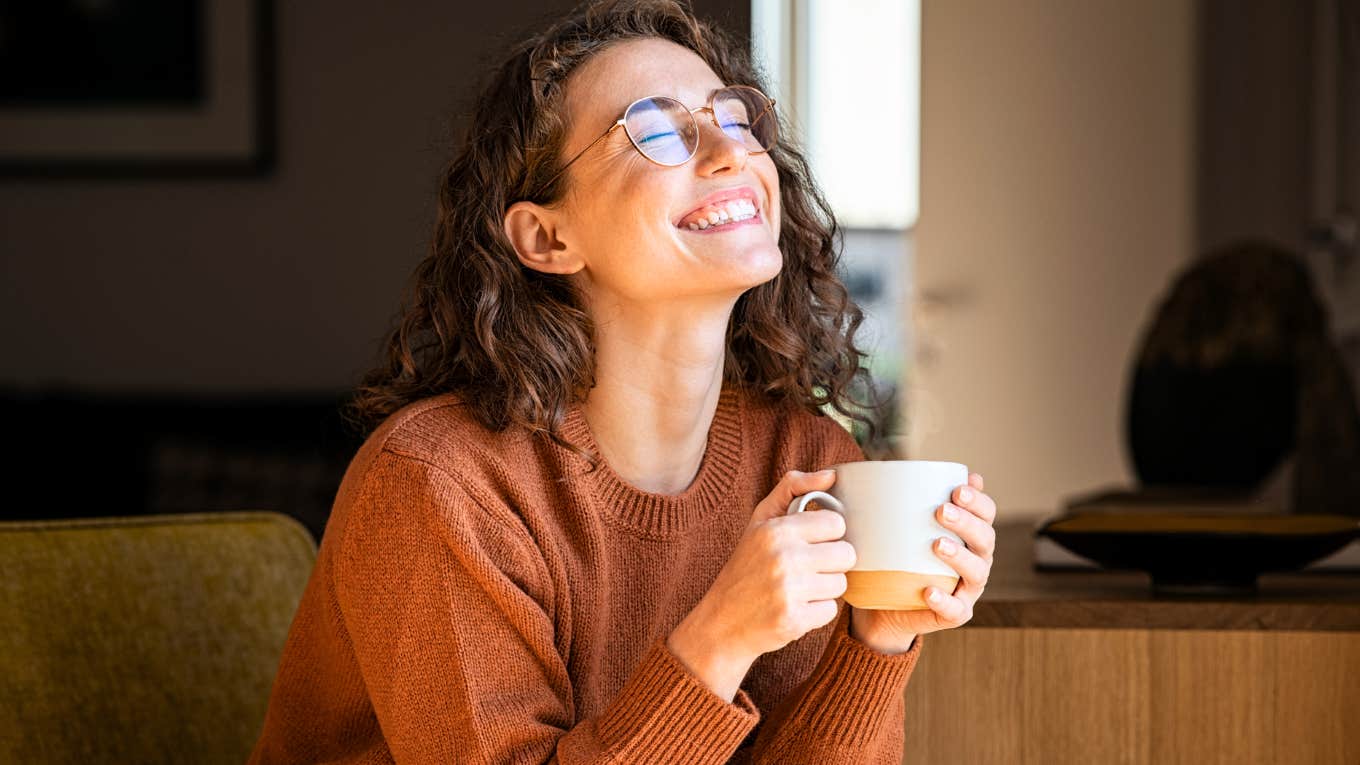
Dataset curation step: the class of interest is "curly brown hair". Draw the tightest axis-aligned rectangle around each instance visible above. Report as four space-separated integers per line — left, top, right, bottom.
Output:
344 0 890 469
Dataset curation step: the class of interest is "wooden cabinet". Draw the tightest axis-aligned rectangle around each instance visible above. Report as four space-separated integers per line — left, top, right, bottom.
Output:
900 521 1360 764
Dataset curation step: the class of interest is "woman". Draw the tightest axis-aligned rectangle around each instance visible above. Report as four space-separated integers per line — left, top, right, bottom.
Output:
250 1 997 762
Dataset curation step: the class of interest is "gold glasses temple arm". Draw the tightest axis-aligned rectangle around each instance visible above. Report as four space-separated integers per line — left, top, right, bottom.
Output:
527 118 625 199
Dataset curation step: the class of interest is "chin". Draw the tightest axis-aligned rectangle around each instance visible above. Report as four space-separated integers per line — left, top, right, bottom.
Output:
721 241 785 288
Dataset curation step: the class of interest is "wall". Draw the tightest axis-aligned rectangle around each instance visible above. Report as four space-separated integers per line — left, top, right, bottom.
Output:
909 0 1195 519
0 0 748 394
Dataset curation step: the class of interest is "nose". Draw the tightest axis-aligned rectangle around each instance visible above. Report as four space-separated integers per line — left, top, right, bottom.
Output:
690 108 750 175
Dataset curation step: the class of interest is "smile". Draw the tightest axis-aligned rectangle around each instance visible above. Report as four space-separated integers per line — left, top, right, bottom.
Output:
677 198 761 231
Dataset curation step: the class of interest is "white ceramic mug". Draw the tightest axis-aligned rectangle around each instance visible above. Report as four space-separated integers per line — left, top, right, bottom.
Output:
786 460 968 610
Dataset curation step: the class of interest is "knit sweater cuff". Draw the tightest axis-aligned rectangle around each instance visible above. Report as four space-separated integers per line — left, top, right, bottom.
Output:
595 635 760 762
778 606 923 751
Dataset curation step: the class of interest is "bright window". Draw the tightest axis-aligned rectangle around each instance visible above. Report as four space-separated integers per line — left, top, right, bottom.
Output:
752 0 920 229
752 1 921 449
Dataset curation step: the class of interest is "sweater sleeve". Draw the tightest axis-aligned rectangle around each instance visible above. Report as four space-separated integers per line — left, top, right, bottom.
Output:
745 606 922 763
332 448 759 765
743 415 925 764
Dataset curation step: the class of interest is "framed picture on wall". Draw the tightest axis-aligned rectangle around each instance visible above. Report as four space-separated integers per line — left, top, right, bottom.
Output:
0 0 274 178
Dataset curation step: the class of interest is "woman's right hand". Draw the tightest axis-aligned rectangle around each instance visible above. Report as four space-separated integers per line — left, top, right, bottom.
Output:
666 469 856 701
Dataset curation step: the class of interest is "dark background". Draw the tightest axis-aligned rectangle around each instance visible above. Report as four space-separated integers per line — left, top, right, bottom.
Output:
0 1 204 106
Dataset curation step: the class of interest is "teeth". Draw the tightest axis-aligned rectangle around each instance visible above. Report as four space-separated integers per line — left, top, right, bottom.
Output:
680 198 759 230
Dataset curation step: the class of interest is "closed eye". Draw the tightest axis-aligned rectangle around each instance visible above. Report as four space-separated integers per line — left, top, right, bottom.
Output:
637 130 682 145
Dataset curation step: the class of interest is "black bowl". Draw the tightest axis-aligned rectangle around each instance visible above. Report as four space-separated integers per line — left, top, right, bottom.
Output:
1036 512 1360 595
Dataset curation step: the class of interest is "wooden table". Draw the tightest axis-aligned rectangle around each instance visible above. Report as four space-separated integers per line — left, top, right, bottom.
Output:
972 519 1360 631
900 519 1360 764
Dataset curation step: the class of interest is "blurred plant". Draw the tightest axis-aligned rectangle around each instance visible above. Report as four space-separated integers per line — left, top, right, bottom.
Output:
819 372 901 460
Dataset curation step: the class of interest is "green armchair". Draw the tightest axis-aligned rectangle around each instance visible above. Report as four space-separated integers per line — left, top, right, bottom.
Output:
0 511 317 764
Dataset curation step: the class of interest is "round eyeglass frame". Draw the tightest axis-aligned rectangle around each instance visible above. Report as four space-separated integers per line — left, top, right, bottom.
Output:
526 84 777 200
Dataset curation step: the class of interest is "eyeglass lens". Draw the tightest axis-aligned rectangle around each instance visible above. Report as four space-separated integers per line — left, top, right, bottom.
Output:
622 87 776 166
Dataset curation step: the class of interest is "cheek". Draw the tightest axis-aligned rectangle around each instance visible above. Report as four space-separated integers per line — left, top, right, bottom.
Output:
578 177 665 239
758 160 781 240
608 170 672 224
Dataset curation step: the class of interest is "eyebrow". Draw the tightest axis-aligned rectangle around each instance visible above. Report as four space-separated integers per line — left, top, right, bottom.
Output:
615 86 724 115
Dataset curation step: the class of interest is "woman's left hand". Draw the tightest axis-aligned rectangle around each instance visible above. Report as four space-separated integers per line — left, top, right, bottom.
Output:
849 472 997 654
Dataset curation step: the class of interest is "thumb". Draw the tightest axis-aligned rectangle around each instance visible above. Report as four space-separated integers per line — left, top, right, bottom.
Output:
751 468 839 526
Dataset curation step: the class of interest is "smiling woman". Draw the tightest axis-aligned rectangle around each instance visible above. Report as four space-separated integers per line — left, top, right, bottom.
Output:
244 1 998 763
344 3 885 460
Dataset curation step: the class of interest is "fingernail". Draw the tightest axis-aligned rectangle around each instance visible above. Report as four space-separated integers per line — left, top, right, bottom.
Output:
943 503 959 522
927 589 942 603
938 538 957 556
819 469 836 476
959 487 973 503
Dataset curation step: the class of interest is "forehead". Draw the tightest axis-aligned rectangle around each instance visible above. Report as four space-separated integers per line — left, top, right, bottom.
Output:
564 37 725 126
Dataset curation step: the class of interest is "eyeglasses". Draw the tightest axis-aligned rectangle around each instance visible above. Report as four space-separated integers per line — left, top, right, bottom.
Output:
528 85 777 199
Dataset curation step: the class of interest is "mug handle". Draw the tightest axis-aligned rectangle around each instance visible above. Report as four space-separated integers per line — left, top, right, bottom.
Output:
786 490 845 516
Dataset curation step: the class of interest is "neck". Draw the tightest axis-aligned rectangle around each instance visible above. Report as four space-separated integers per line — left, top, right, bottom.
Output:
580 298 735 495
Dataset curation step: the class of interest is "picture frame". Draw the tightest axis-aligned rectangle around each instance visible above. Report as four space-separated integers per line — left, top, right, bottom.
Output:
0 0 275 178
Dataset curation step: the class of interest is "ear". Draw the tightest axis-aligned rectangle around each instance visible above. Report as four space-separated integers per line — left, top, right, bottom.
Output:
503 201 584 275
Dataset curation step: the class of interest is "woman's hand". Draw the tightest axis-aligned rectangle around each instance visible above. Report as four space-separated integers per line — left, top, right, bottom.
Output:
667 469 856 700
849 472 997 655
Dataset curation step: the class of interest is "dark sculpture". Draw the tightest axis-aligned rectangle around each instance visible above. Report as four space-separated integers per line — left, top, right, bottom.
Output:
1127 240 1360 517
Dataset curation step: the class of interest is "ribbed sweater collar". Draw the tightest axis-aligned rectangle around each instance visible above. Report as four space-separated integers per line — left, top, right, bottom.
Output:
558 384 746 538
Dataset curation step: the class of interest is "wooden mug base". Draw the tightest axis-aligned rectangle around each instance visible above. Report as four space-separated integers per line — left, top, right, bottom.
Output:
844 570 960 610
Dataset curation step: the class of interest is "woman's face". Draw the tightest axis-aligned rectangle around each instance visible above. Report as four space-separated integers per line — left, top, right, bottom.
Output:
521 37 783 308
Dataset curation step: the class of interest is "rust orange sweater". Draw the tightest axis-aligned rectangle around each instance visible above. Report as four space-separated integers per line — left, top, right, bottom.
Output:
249 383 924 764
